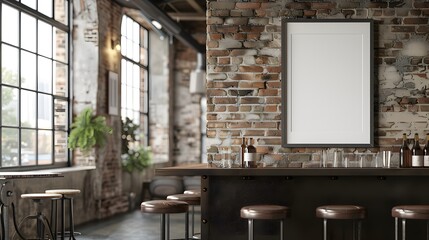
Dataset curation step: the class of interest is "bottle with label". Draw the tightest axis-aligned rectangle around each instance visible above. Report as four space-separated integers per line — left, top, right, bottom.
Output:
411 133 423 168
424 134 429 167
400 133 411 168
241 137 247 168
244 138 257 168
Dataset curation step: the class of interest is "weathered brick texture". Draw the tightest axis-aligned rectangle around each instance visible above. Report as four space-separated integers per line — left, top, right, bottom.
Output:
206 0 429 166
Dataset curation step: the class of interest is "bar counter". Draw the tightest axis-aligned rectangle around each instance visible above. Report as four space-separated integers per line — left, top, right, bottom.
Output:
156 164 429 240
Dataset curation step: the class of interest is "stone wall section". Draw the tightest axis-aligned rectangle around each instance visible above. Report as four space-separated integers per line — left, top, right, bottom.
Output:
206 0 429 164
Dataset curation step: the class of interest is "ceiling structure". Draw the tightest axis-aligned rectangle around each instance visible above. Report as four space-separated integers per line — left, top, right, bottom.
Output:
114 0 206 53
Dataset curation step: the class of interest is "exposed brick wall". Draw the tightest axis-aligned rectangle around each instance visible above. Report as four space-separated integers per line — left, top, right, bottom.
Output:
206 0 429 165
96 0 128 217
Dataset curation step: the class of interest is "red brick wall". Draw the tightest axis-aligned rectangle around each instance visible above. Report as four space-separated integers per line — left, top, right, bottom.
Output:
206 0 429 165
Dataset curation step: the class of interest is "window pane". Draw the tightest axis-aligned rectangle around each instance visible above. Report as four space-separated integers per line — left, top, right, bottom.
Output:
38 20 53 58
21 90 36 128
21 0 36 9
120 35 126 56
38 130 53 165
21 51 37 90
54 0 68 25
1 86 19 126
1 127 19 167
21 13 36 52
1 4 19 46
53 27 67 63
141 47 148 66
55 130 67 162
1 44 19 86
141 28 148 48
38 0 53 17
54 62 68 96
38 94 52 129
54 98 67 130
38 56 53 93
21 129 36 166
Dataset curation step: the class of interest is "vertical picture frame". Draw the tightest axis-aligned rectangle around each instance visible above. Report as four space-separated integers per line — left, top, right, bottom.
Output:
281 19 374 147
108 71 119 115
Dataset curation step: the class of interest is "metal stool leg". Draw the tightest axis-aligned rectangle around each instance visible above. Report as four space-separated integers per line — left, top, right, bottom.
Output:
185 211 189 240
323 219 327 240
357 220 362 240
50 199 58 240
353 220 356 240
68 197 76 240
191 205 195 237
280 219 284 240
395 218 399 240
402 218 406 240
427 220 429 240
248 219 254 240
61 197 65 240
166 214 170 240
161 213 166 240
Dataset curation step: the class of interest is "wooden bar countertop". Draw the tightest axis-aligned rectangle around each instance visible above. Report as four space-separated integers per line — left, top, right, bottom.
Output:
156 163 429 177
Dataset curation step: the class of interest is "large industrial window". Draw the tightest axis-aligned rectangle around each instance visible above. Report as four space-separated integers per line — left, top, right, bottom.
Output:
0 0 70 169
120 15 149 147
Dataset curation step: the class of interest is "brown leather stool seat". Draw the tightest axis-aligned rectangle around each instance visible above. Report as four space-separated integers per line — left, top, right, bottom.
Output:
392 205 429 240
168 194 201 239
184 189 201 195
141 200 189 240
240 205 289 240
316 205 366 240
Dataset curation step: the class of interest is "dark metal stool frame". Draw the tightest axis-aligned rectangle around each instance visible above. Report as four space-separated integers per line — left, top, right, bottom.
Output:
14 193 62 240
392 205 429 240
46 189 80 240
316 205 366 240
240 205 289 240
183 189 201 240
170 192 200 238
141 200 189 240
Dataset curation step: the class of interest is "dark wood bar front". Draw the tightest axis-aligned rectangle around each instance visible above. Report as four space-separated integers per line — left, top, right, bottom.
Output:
157 164 429 240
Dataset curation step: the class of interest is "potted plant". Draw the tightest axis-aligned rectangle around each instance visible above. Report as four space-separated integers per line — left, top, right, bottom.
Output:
68 108 112 161
121 117 151 210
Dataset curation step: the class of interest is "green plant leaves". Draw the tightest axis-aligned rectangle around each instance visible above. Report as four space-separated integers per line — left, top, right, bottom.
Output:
68 108 112 155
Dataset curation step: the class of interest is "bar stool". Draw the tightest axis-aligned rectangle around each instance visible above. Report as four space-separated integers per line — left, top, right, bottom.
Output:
392 205 429 240
45 189 81 240
141 200 189 240
240 205 289 240
183 189 201 239
167 193 200 239
316 205 366 240
16 193 63 240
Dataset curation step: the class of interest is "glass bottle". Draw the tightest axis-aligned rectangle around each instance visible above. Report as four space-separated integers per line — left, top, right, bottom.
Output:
400 133 411 168
424 134 429 168
244 138 257 168
411 133 423 168
241 137 246 168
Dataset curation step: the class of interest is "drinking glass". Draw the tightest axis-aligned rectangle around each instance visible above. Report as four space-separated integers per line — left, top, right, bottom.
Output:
382 150 392 168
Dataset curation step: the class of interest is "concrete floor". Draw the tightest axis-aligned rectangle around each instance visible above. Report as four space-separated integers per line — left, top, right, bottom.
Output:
76 208 201 240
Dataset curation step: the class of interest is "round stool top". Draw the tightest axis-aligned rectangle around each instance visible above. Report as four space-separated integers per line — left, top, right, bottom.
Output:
21 193 63 199
45 189 81 195
392 205 429 220
167 194 200 205
240 205 289 220
316 205 366 220
184 189 201 195
141 200 189 214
